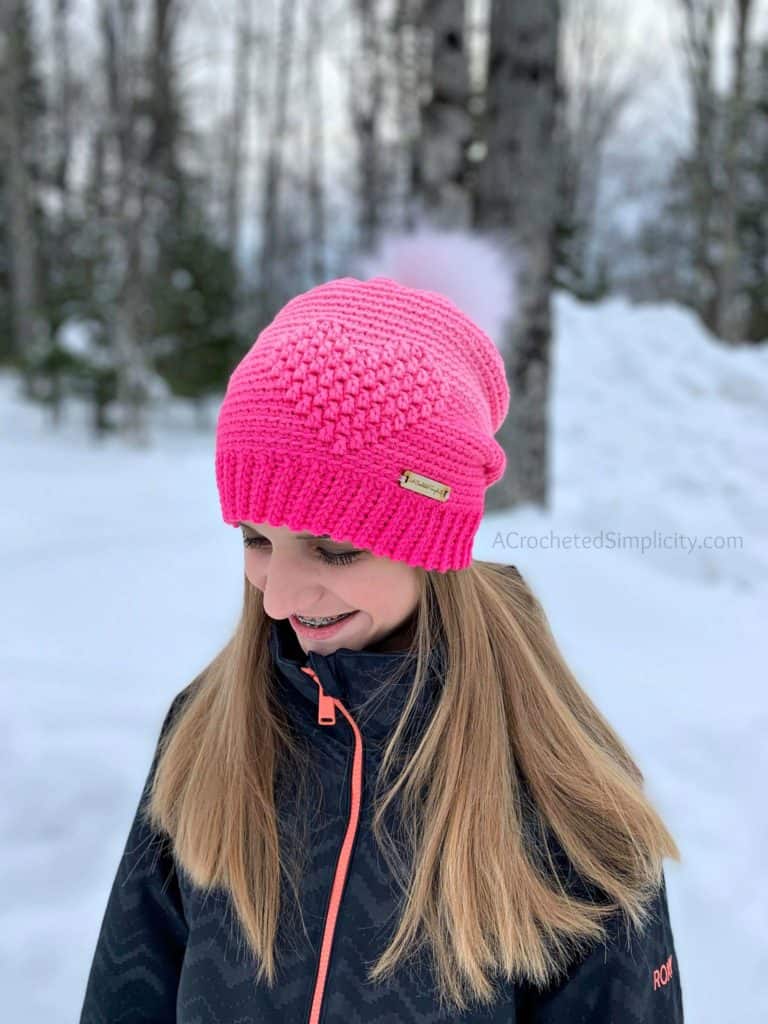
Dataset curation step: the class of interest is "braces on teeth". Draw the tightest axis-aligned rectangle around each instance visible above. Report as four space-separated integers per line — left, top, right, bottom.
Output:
296 613 350 625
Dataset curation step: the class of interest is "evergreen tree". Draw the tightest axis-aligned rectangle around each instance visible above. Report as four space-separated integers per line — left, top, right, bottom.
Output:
150 201 241 421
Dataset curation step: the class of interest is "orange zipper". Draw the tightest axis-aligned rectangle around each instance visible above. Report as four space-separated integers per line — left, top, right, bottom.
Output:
301 664 363 1024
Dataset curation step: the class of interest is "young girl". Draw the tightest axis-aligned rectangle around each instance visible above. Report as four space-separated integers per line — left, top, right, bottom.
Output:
79 276 684 1022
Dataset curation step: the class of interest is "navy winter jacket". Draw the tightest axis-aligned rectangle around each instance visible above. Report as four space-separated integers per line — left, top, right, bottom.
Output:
79 616 685 1022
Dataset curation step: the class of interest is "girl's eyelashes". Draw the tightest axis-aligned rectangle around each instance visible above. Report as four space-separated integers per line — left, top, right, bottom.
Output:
241 535 267 548
241 534 362 567
319 550 360 566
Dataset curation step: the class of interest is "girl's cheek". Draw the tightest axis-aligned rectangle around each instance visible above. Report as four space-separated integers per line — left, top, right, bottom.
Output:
244 552 264 588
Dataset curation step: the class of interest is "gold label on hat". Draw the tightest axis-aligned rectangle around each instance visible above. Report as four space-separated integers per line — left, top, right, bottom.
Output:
398 470 451 502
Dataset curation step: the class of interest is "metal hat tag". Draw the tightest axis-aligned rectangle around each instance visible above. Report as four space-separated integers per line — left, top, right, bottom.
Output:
398 469 451 502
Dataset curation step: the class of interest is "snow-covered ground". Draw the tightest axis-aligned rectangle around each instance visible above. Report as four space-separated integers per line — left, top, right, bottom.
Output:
2 290 766 1022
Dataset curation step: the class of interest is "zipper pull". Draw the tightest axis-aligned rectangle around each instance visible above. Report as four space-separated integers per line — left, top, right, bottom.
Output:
301 665 337 725
317 692 336 725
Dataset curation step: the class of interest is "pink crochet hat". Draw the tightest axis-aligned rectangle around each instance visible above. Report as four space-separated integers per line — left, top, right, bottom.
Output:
215 275 509 572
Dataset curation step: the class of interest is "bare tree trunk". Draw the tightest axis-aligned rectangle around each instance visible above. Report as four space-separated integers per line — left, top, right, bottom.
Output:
146 0 179 190
351 0 385 253
101 0 151 446
557 0 642 294
416 0 473 228
85 126 114 438
50 0 73 213
305 0 327 283
258 0 297 318
95 0 181 444
741 43 768 341
677 0 722 328
474 0 562 510
716 0 754 342
391 0 422 231
0 1 50 396
226 0 253 263
47 0 75 426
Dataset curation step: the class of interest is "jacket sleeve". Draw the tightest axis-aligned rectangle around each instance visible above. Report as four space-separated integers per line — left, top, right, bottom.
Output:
516 870 684 1023
79 691 191 1024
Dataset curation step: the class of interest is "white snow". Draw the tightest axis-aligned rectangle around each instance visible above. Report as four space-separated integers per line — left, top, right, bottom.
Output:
2 288 766 1022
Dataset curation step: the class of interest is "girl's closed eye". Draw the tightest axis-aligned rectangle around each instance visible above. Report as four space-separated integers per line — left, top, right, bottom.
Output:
241 532 362 567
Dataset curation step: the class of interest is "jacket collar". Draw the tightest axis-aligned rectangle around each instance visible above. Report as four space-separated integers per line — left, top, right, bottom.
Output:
267 615 446 750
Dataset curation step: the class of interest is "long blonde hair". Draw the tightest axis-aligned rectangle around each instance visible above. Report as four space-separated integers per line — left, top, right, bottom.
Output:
146 559 681 1014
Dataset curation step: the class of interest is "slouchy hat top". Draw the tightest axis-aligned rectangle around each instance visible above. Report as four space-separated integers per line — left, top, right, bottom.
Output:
215 275 511 571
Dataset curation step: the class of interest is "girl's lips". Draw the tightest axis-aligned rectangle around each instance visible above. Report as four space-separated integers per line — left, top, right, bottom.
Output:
289 611 359 639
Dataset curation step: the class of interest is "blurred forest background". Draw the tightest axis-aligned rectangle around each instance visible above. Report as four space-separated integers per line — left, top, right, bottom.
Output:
1 0 766 503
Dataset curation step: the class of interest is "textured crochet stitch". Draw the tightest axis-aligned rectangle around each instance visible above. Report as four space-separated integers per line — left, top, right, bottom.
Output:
215 275 510 572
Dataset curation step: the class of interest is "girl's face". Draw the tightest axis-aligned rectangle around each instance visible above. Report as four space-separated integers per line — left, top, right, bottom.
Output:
239 521 421 655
